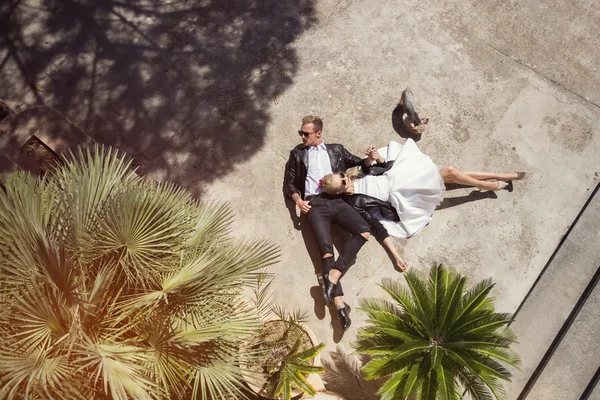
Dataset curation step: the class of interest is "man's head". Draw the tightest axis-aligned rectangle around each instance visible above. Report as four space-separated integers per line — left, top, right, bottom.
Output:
299 116 323 147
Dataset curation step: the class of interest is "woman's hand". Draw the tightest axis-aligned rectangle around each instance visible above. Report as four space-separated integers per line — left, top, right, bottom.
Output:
365 147 384 164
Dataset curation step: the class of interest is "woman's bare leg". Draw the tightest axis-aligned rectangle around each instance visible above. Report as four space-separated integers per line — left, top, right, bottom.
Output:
382 237 408 271
463 171 520 181
440 166 504 191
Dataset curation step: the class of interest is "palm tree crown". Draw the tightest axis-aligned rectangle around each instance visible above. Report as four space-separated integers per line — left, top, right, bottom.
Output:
354 264 520 400
0 146 279 399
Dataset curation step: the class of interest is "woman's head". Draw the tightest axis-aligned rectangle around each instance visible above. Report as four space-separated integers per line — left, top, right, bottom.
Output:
321 172 354 195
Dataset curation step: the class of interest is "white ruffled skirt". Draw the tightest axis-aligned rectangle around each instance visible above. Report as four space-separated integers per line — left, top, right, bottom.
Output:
374 139 444 238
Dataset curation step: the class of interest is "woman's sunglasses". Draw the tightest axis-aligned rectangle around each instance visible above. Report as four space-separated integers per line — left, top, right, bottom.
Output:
339 173 347 186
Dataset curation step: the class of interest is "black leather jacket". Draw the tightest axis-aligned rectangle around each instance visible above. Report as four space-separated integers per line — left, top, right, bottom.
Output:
283 143 369 199
344 194 400 241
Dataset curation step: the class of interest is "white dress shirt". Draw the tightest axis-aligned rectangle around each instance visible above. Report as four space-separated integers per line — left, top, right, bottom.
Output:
304 141 333 196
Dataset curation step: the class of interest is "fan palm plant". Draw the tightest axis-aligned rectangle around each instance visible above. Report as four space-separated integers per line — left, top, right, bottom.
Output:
0 146 280 399
354 264 520 400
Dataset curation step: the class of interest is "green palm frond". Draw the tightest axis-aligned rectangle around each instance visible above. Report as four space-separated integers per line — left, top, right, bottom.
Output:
55 145 139 255
438 268 466 332
10 280 68 353
0 145 279 399
94 181 196 285
251 270 276 319
379 277 428 332
292 342 325 362
0 347 89 399
191 362 250 400
436 362 458 400
0 172 60 284
404 269 434 331
270 340 325 400
271 305 309 327
451 278 496 330
375 367 409 399
185 202 234 248
355 264 520 400
74 340 158 400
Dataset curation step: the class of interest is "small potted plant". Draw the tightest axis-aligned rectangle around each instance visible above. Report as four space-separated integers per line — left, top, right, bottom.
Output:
242 306 326 400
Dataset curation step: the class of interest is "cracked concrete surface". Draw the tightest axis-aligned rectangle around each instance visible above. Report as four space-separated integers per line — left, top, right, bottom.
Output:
1 0 599 397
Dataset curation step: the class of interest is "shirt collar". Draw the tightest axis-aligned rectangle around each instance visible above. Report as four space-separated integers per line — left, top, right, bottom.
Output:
307 141 327 151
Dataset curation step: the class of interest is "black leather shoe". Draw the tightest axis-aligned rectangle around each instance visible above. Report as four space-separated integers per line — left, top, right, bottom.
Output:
323 272 337 305
338 304 352 331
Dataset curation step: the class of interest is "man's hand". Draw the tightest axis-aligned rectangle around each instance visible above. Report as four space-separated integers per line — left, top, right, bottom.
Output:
365 146 384 164
296 199 312 214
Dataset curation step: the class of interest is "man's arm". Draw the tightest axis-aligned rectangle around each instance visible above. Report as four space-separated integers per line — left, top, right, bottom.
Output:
340 146 377 173
283 151 300 199
283 150 311 213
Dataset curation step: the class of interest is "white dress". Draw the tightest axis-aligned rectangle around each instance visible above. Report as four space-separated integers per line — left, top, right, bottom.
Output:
353 139 445 238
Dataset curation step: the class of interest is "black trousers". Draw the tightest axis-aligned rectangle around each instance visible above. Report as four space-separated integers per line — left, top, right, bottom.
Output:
306 195 370 297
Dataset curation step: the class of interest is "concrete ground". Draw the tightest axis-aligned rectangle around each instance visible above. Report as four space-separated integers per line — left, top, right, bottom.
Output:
1 0 599 398
505 185 600 399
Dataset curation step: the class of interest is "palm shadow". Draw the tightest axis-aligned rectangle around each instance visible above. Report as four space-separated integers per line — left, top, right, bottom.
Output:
0 0 316 196
321 346 383 400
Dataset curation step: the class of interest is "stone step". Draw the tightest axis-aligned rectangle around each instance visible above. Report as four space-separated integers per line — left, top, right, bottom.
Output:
524 271 600 399
589 374 600 400
506 184 600 399
0 101 16 123
5 151 43 176
0 103 96 179
0 155 18 175
0 105 95 156
581 368 600 399
0 155 19 188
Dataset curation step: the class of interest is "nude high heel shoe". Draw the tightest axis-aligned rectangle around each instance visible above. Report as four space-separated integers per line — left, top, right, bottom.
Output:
494 181 509 191
479 181 509 192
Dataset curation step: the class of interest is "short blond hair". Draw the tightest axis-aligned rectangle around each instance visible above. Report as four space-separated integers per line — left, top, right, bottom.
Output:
301 116 323 131
321 174 339 194
322 167 360 195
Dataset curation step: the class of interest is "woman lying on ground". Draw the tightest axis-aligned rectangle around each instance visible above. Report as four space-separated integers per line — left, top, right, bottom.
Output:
321 138 525 245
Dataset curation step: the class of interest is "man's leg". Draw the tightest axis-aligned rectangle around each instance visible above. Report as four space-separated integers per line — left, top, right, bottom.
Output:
305 199 345 302
330 200 371 279
326 200 371 330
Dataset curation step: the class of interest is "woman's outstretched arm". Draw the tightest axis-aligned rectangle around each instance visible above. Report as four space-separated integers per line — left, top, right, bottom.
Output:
382 237 408 272
346 197 408 272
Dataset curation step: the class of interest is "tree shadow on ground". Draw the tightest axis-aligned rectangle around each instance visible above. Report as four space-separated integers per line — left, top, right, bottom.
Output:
321 346 382 400
0 0 316 196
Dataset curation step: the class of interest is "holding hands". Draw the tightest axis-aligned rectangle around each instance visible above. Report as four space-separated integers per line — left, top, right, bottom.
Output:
365 146 385 164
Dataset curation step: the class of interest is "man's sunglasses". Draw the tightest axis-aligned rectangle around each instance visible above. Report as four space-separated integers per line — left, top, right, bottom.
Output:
298 130 317 138
339 173 347 186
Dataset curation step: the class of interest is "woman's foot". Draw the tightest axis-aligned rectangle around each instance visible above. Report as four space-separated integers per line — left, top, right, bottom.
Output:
516 171 526 180
495 181 509 191
479 181 509 192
